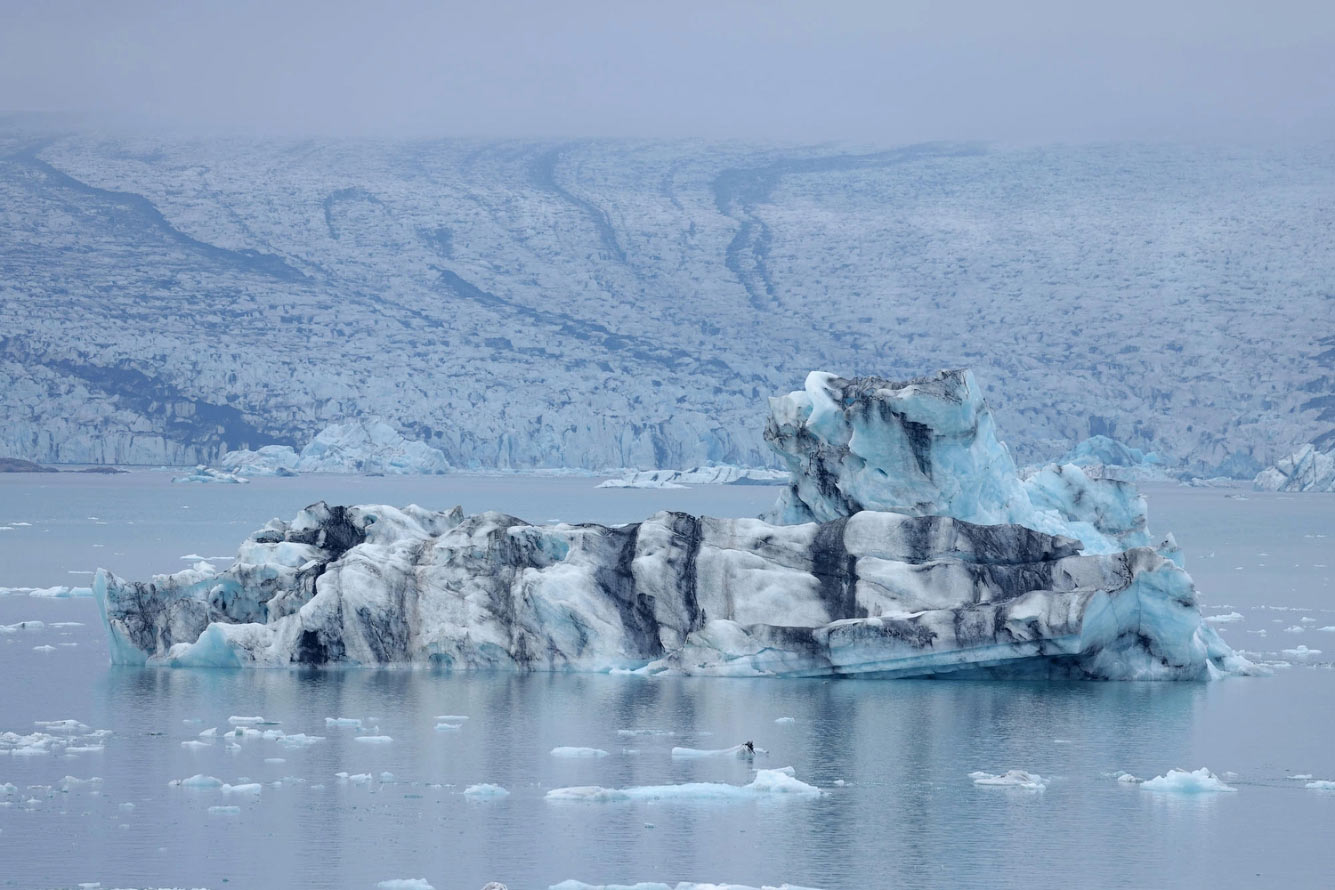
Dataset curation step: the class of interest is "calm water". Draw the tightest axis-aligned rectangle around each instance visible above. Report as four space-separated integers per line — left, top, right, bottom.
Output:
1 473 1333 890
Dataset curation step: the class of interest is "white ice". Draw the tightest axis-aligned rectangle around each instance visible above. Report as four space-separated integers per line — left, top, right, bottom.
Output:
463 784 510 798
551 747 610 758
1140 767 1236 793
969 770 1048 791
546 767 821 802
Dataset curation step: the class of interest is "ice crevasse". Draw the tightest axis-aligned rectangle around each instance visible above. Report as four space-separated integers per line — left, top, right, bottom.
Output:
96 369 1250 680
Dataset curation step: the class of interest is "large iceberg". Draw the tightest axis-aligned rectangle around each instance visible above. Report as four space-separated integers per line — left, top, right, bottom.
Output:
1254 439 1335 492
220 418 450 476
96 370 1248 680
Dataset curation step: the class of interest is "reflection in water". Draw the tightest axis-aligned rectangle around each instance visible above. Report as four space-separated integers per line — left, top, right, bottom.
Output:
2 597 1333 889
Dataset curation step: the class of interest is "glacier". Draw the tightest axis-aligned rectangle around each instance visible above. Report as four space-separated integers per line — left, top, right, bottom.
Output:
1254 439 1335 492
95 370 1248 680
220 418 450 476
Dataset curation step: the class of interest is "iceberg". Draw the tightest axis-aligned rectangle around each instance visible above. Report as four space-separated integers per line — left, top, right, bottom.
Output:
1140 767 1236 793
1254 440 1335 492
172 466 248 484
220 417 450 476
96 370 1248 681
598 466 788 489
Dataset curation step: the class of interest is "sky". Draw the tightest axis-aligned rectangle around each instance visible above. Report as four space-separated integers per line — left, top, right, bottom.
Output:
2 0 1333 143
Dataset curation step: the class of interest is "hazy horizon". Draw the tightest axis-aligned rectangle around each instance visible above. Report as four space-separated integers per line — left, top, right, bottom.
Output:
3 0 1334 144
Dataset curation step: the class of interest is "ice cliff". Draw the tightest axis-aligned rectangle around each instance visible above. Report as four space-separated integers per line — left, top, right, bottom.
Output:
96 370 1248 680
1254 438 1335 492
220 418 450 476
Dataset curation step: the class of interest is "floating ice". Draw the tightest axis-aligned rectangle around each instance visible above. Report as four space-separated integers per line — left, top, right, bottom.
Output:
1140 767 1236 793
1254 441 1335 492
598 466 787 488
335 772 372 784
1116 772 1142 784
969 770 1048 791
180 740 210 750
1205 612 1244 623
96 371 1248 682
551 747 610 758
227 716 266 725
354 735 393 744
774 717 795 725
0 586 92 598
434 723 462 732
170 775 223 788
208 805 241 814
376 880 436 890
221 783 262 794
1282 646 1321 658
1306 780 1335 790
547 767 821 802
463 784 510 798
173 466 248 484
33 644 56 652
435 715 469 721
325 717 362 728
222 418 450 476
275 733 324 748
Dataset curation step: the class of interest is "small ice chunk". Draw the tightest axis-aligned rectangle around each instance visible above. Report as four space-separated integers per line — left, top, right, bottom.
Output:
970 770 1048 791
198 727 217 738
1306 780 1335 790
171 774 223 788
221 783 262 794
434 715 469 721
463 784 510 798
376 881 435 890
1117 773 1142 784
1205 612 1244 623
434 723 463 732
550 747 610 758
380 771 395 782
180 740 211 750
118 802 135 811
276 733 324 748
208 805 241 815
355 735 393 744
1140 767 1236 793
774 717 796 724
1288 774 1314 780
325 717 362 728
228 716 266 725
264 757 286 764
33 644 56 652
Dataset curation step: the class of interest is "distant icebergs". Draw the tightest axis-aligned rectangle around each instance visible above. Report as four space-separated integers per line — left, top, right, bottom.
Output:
597 465 787 489
220 417 450 476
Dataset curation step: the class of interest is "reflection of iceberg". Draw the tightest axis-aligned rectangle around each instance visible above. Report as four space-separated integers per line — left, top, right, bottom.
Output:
221 418 449 476
98 369 1249 680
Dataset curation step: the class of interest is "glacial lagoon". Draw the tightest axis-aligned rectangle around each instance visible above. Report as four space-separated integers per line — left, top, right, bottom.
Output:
1 471 1333 889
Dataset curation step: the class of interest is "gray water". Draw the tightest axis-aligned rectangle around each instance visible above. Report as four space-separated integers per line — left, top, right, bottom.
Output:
1 473 1334 889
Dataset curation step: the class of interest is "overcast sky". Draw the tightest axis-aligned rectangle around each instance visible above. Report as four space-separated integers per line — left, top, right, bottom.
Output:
3 0 1333 143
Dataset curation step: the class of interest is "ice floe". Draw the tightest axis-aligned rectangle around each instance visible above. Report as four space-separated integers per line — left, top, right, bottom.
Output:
671 744 764 759
969 770 1048 791
551 747 610 758
546 767 821 802
463 783 510 798
1140 767 1236 793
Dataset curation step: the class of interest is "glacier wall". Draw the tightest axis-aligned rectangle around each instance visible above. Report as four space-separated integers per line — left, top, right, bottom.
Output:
2 131 1331 472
